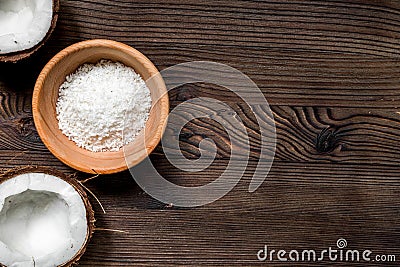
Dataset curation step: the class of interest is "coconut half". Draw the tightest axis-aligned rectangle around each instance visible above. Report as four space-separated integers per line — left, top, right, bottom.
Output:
0 167 94 267
0 0 59 62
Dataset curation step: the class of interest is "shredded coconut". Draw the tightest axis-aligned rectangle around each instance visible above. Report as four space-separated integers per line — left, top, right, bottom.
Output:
56 60 152 152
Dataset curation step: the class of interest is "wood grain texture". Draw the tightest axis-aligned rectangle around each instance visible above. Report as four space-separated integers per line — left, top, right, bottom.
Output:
0 0 400 266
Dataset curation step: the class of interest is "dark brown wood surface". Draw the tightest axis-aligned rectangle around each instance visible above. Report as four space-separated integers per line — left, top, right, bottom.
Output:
1 0 400 266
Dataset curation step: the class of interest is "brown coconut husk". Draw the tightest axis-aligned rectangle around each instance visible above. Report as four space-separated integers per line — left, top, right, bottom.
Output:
0 166 95 267
0 0 60 63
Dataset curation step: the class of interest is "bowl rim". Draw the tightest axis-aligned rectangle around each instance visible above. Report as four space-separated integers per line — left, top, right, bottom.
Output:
32 39 169 174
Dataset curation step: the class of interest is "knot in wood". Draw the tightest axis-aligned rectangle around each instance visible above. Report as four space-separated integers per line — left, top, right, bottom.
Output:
315 127 339 153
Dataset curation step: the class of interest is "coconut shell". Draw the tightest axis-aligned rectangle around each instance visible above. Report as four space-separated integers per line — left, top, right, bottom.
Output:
0 166 95 267
0 0 60 63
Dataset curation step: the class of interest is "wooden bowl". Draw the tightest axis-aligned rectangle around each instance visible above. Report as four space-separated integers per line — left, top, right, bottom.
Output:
33 40 169 174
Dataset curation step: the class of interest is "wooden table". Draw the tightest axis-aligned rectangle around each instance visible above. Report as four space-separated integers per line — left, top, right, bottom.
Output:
0 0 399 266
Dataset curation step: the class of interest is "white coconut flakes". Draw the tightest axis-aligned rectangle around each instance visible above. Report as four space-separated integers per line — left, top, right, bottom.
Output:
0 173 88 267
0 0 53 54
56 60 152 152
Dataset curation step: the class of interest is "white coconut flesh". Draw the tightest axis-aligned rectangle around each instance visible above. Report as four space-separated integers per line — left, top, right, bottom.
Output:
0 0 53 55
0 173 88 267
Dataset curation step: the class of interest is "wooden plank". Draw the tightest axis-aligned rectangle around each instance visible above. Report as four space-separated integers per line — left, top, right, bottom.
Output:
2 1 400 107
162 101 400 164
0 86 400 165
74 158 400 266
54 0 400 58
